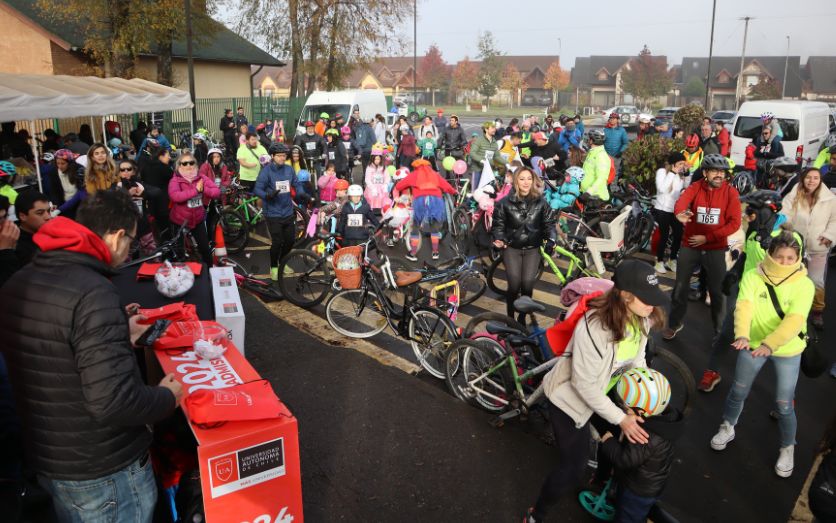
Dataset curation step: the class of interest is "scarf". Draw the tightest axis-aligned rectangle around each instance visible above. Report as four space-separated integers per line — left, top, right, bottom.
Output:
758 253 805 286
179 167 199 183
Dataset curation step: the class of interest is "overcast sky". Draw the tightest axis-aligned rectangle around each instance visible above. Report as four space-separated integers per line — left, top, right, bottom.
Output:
402 0 836 67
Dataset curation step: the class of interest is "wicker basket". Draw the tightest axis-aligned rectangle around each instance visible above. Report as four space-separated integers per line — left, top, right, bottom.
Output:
332 246 363 290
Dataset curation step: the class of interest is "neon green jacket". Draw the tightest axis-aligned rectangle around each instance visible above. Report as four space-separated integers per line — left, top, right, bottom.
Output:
734 260 813 357
581 145 610 200
0 184 18 204
813 147 830 169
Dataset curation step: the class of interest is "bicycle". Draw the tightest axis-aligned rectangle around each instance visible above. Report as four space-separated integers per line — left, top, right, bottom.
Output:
217 256 283 302
121 222 201 268
324 226 459 378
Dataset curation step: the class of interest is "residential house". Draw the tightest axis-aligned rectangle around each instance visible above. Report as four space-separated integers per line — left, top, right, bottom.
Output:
571 56 634 108
1 0 281 99
678 56 802 111
802 56 836 102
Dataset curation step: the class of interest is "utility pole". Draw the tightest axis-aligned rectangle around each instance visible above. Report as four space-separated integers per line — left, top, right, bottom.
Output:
735 16 751 110
185 0 197 133
412 0 417 108
782 36 790 99
704 0 717 110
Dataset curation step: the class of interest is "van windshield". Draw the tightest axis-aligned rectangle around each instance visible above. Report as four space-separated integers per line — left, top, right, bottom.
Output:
299 105 351 126
733 116 799 141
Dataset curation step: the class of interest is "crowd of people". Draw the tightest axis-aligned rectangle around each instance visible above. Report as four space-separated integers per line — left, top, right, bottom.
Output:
0 102 835 523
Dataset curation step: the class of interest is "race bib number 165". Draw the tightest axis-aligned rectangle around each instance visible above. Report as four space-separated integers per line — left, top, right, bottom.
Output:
696 206 720 225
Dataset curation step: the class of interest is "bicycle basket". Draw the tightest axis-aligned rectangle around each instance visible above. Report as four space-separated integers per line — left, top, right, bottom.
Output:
332 246 363 289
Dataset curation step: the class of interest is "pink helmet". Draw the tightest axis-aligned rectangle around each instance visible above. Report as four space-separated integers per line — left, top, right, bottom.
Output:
340 125 351 136
371 142 385 156
54 149 77 161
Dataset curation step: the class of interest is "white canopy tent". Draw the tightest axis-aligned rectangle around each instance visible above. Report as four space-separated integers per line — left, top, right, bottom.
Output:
0 73 194 191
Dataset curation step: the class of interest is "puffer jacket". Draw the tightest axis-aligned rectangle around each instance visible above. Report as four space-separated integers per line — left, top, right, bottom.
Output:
780 183 836 254
600 408 684 497
491 192 557 249
168 172 220 229
254 162 309 219
0 218 175 480
603 125 629 157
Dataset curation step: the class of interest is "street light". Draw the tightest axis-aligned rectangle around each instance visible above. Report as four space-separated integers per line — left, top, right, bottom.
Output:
412 0 417 108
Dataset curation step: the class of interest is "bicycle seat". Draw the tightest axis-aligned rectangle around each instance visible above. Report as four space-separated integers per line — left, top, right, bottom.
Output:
486 322 524 337
394 271 422 287
513 296 546 314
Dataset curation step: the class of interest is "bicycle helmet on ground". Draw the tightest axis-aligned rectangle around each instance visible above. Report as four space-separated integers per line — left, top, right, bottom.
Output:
587 129 606 145
566 166 585 183
684 133 700 148
615 367 671 417
334 179 350 191
760 111 775 121
296 169 311 183
347 184 363 197
731 171 755 195
769 156 799 174
268 142 289 155
702 154 730 171
0 161 17 177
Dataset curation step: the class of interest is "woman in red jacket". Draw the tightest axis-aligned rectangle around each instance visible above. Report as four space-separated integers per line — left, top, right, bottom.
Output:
395 159 456 261
714 120 731 157
168 152 221 265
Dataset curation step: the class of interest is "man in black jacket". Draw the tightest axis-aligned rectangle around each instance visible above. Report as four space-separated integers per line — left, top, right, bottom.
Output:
220 108 237 159
519 132 568 172
0 190 182 523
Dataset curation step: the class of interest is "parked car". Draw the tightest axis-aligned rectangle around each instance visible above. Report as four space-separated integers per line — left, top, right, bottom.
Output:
603 105 640 128
711 110 736 126
654 107 679 124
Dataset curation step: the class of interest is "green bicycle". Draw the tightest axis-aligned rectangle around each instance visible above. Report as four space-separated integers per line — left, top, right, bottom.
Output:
486 243 600 296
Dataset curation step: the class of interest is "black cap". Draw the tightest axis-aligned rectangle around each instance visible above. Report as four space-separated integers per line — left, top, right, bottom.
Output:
612 259 670 308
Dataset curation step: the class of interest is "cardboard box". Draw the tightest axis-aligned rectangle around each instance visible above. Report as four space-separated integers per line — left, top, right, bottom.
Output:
209 266 245 355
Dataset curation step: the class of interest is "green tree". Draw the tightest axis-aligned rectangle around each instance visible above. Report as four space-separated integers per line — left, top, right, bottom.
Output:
476 31 503 105
748 77 782 101
673 104 707 135
620 45 672 109
682 77 707 98
418 44 449 106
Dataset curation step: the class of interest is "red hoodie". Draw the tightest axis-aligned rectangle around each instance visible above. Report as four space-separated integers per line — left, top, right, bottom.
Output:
673 179 741 251
395 161 456 198
33 216 112 265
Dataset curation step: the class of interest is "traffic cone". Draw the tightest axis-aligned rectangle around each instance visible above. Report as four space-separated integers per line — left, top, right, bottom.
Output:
213 224 227 265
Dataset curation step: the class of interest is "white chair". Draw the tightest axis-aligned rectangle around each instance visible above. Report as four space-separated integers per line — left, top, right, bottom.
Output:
586 206 631 274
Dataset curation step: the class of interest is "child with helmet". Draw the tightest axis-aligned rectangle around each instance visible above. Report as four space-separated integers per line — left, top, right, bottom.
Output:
324 130 349 179
545 166 583 211
340 125 359 173
319 178 350 227
0 160 18 206
337 184 379 246
597 368 683 523
364 144 392 211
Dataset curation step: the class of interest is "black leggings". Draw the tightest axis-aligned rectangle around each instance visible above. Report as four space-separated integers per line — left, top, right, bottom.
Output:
533 403 591 519
652 209 683 262
267 217 296 267
190 221 212 266
502 246 541 318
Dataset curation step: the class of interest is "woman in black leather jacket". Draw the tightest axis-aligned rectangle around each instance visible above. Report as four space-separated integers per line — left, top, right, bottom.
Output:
492 167 557 320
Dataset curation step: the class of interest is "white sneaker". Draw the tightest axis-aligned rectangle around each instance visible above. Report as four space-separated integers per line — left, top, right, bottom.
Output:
705 294 712 306
666 260 677 274
655 261 667 274
775 445 794 478
710 421 735 450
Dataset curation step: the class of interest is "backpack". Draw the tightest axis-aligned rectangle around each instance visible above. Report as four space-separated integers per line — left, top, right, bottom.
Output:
809 451 836 521
545 290 604 357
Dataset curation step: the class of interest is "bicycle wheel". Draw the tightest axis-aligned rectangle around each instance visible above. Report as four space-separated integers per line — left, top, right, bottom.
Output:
462 311 526 339
451 208 470 240
486 255 545 297
445 338 513 412
279 249 333 308
408 307 458 379
624 210 655 255
325 289 387 338
220 208 249 254
457 270 487 307
294 207 310 241
647 344 696 417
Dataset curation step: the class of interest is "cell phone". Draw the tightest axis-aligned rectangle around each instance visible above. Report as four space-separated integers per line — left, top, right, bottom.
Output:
135 319 171 347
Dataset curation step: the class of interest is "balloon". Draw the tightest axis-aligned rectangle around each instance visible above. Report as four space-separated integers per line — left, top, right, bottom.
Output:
386 165 396 176
442 156 456 171
453 159 468 175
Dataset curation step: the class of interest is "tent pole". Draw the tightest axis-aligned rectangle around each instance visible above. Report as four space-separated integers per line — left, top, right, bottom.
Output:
190 112 195 140
30 120 43 193
101 117 107 146
89 117 96 141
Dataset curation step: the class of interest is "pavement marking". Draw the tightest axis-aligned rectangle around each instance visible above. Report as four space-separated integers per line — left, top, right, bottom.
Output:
259 298 422 375
249 231 272 245
245 245 271 251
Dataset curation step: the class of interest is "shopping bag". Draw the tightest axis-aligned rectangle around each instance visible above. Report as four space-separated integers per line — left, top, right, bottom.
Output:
184 380 287 424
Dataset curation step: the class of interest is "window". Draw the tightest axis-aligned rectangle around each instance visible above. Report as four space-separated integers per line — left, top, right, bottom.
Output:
744 75 759 88
597 71 608 81
733 116 799 141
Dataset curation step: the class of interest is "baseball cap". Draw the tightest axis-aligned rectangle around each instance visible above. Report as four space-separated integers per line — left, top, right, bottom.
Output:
612 259 670 307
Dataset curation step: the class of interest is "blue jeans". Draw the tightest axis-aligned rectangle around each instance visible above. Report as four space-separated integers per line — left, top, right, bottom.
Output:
722 350 801 447
38 455 157 523
615 485 657 523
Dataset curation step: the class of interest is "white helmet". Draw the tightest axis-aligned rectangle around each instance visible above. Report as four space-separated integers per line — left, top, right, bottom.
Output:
347 184 363 197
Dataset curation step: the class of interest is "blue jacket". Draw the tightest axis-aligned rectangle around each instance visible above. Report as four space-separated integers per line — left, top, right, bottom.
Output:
603 126 629 157
337 199 379 241
254 162 308 219
545 178 580 210
354 122 374 153
558 128 583 151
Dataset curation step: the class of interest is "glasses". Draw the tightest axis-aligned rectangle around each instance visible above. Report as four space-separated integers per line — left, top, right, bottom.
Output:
180 161 196 166
119 167 134 172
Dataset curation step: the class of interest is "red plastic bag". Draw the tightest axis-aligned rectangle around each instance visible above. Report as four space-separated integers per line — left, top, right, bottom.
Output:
545 291 604 357
184 380 286 424
138 302 199 325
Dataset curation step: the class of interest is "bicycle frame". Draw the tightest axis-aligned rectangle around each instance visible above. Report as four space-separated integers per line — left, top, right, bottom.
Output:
541 245 600 285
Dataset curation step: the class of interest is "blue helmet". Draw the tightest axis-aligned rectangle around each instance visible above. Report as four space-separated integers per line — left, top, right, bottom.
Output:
566 166 585 183
296 169 311 182
0 160 16 177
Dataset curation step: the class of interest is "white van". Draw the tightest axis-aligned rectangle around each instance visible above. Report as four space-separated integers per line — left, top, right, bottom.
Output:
295 90 389 137
730 100 831 167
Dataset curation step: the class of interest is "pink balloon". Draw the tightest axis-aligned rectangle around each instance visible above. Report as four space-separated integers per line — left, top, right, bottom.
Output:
453 159 468 175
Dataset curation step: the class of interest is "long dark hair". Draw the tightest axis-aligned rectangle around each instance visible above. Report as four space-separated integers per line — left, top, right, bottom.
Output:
587 288 665 343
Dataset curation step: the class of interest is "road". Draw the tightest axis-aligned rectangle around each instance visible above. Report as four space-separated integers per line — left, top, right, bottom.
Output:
231 228 836 522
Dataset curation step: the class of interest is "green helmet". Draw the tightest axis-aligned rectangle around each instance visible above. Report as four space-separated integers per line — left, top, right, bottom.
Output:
320 112 330 119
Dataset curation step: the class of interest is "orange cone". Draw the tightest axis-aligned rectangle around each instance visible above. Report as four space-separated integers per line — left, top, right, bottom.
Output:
213 224 227 265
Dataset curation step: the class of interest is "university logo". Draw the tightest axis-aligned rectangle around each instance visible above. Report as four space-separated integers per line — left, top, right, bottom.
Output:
214 457 235 483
